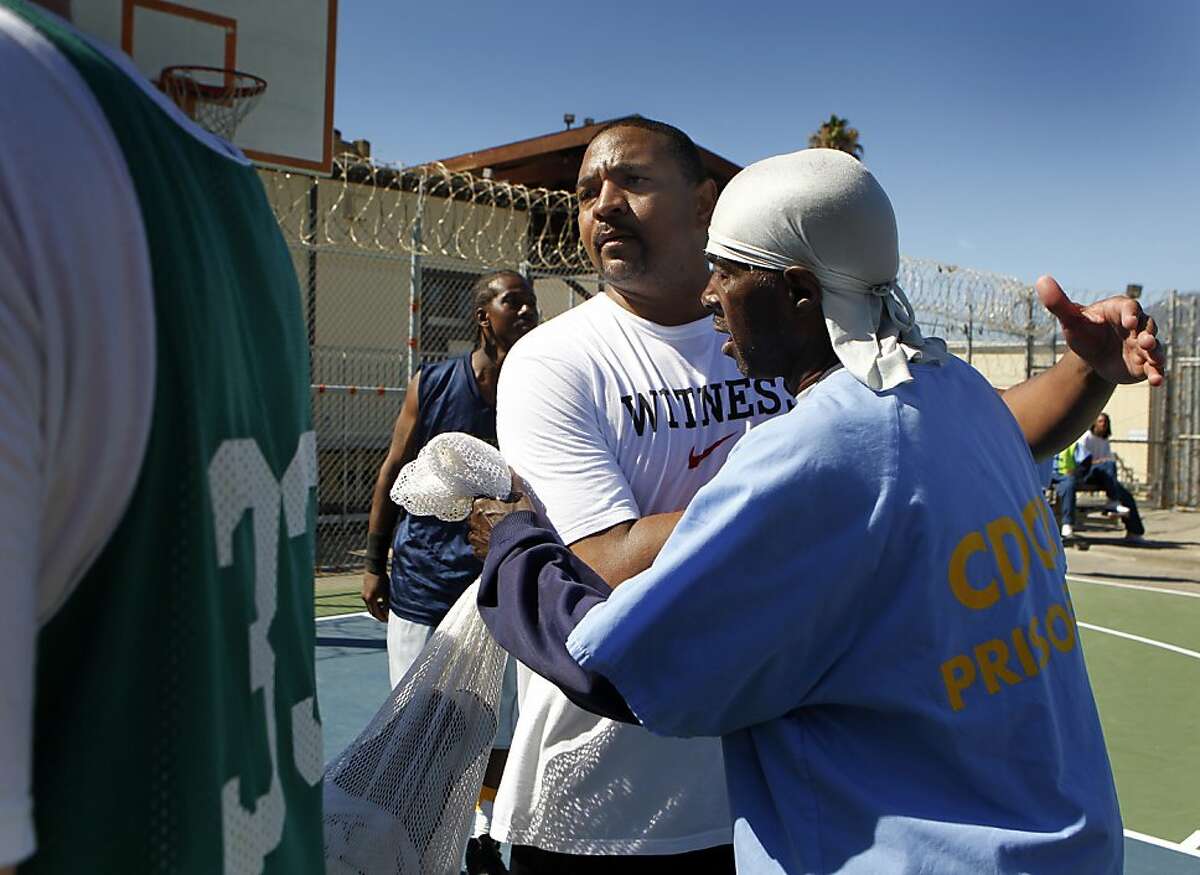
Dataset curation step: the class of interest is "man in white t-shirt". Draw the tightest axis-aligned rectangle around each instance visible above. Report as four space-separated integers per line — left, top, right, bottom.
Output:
491 118 1163 873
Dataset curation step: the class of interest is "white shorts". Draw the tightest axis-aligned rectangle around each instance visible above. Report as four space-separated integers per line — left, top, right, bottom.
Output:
387 611 519 749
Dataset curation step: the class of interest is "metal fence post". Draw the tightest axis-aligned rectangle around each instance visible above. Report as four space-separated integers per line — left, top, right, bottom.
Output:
407 184 425 383
966 297 974 365
304 180 321 562
306 181 318 357
1161 291 1178 506
1024 289 1035 380
340 350 349 535
1186 295 1200 507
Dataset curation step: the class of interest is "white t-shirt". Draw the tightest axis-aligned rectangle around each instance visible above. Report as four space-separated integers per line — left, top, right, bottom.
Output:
493 293 794 854
0 7 237 864
1076 430 1114 465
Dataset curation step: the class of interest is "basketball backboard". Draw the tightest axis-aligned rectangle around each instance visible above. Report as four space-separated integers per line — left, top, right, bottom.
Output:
74 0 337 174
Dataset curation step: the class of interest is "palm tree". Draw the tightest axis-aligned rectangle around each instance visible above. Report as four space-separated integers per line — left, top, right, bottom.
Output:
807 115 864 159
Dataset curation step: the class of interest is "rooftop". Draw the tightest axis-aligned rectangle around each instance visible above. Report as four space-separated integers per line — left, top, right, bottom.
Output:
431 115 742 192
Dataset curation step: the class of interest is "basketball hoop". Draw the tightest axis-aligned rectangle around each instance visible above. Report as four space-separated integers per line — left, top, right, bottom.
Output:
159 65 267 141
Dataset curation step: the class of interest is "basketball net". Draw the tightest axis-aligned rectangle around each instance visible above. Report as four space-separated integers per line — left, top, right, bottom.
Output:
159 65 267 141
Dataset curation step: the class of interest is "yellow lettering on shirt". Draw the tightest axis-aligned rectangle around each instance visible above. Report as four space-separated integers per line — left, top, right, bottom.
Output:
938 599 1076 712
938 493 1078 713
948 531 998 610
1028 614 1051 668
974 638 1023 694
1046 603 1077 653
1023 498 1057 570
941 654 976 712
1011 626 1040 678
986 515 1030 597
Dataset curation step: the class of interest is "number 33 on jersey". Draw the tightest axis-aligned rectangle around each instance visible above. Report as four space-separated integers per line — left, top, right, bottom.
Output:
31 428 324 875
210 433 322 873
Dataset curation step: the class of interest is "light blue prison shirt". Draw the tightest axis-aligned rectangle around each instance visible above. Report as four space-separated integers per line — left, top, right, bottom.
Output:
565 356 1123 874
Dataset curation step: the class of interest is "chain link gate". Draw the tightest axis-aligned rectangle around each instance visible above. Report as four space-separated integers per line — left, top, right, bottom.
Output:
1149 291 1200 508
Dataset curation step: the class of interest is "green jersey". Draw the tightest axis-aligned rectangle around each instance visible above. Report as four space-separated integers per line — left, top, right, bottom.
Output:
6 3 323 872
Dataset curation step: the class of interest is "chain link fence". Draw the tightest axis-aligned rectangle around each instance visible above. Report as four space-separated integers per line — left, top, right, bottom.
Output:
1149 291 1200 508
262 158 599 569
261 155 1190 571
900 259 1062 384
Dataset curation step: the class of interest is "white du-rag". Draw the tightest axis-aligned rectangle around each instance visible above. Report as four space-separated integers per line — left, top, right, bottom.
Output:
705 148 944 392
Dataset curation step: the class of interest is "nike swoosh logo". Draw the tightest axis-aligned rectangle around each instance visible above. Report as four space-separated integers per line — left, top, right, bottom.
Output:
688 433 736 469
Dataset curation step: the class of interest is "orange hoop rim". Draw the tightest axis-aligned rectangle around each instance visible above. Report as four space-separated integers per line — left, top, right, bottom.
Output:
160 65 268 100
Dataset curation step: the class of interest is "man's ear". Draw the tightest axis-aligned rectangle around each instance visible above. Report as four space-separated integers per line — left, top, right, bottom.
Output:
783 266 822 311
475 306 489 329
695 178 718 227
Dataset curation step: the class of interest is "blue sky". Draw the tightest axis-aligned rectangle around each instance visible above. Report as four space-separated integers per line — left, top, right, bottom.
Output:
333 0 1199 297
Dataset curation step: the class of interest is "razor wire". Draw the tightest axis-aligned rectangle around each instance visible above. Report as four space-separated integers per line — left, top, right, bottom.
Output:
267 156 1063 339
899 258 1055 344
266 154 1180 570
264 156 591 271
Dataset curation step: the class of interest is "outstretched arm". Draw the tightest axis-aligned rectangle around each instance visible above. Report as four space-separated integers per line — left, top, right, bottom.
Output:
1002 276 1164 460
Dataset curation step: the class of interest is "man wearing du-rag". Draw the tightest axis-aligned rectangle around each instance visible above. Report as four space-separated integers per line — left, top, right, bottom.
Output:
471 148 1123 875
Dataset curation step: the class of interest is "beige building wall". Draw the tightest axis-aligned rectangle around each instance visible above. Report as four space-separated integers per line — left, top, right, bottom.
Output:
957 347 1031 390
951 343 1153 486
260 172 544 384
315 180 415 354
531 277 588 322
314 248 410 353
1099 380 1151 486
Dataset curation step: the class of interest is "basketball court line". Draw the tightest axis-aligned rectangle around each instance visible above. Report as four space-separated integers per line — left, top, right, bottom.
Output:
1077 621 1200 661
1125 829 1200 860
1077 605 1200 860
1067 574 1200 599
317 610 369 623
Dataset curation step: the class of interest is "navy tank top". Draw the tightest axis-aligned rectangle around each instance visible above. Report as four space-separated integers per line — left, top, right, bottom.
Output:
390 353 496 626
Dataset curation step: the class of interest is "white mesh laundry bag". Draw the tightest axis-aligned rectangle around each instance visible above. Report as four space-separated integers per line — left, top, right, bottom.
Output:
323 433 513 875
389 431 512 522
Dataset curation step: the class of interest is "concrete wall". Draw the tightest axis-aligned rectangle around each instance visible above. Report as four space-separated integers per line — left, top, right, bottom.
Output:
530 276 586 322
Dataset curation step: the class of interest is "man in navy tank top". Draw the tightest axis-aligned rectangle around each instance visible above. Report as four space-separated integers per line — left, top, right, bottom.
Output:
361 268 539 873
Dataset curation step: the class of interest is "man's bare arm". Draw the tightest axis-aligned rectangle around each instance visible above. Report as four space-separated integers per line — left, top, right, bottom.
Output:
1001 276 1164 461
568 512 684 588
1001 350 1115 460
361 371 423 621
